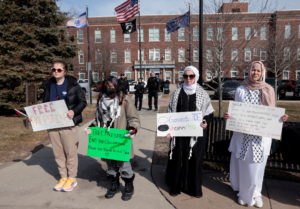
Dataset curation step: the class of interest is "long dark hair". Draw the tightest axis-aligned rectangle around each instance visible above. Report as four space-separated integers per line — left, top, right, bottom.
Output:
97 76 124 105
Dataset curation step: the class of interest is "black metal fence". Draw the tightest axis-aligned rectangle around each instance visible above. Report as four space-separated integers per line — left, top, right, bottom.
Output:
205 117 300 171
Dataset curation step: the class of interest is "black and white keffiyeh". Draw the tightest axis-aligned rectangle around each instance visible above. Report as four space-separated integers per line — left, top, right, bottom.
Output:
96 95 121 129
168 84 214 160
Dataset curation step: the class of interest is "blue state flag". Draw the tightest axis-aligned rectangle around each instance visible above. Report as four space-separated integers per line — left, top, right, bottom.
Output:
66 12 88 28
166 12 190 33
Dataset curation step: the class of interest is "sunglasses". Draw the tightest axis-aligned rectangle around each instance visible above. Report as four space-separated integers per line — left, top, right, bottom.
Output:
183 74 195 79
51 68 64 73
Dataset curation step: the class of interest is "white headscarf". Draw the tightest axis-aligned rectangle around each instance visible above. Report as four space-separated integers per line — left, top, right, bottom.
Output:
182 65 199 95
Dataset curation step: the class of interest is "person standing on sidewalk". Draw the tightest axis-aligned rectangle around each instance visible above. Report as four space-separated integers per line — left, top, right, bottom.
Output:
92 76 140 201
224 61 288 208
146 72 159 111
43 60 87 192
165 66 214 198
134 78 145 111
118 73 129 94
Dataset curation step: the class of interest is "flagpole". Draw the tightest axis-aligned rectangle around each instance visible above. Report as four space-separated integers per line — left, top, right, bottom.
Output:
86 6 92 104
138 0 142 80
188 4 191 65
198 0 203 85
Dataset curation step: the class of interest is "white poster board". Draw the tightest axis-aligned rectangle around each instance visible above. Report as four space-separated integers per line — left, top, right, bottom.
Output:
157 111 203 137
226 101 285 140
25 100 74 132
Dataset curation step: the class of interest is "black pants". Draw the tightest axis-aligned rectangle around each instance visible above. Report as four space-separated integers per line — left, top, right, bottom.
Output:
148 91 158 110
135 94 143 110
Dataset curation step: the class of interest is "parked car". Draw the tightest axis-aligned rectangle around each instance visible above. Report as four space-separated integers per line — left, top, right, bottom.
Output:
293 80 300 98
214 80 241 100
78 79 89 94
265 78 286 99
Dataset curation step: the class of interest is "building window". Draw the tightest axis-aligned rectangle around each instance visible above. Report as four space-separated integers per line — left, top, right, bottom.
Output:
193 26 199 41
260 50 267 61
232 27 238 40
231 49 238 61
95 30 101 43
78 50 84 64
125 71 132 80
178 70 184 81
253 28 258 37
217 27 223 41
178 48 185 62
206 49 213 62
111 71 118 77
92 72 99 82
253 48 258 56
244 70 248 78
216 50 223 63
137 49 144 61
110 29 116 43
79 72 85 80
149 48 160 61
282 69 289 80
193 48 199 62
164 71 172 81
284 24 291 39
245 26 251 40
165 48 172 61
95 49 102 64
244 48 251 62
260 26 267 40
297 48 300 60
283 47 290 61
124 50 131 63
110 50 117 63
149 28 159 42
296 69 300 80
207 27 213 41
206 70 213 81
231 68 238 78
137 29 144 42
77 30 84 43
124 33 130 42
165 28 171 41
178 28 185 41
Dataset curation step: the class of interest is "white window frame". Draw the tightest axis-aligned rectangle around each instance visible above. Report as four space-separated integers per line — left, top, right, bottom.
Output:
178 48 185 62
149 48 160 61
110 29 116 43
244 48 251 62
77 30 84 43
111 71 118 77
165 28 171 42
125 71 132 80
216 49 223 63
95 49 102 64
164 71 172 81
78 72 85 80
260 50 267 61
232 27 238 40
231 49 238 61
206 49 213 62
78 50 84 64
137 49 144 61
193 26 199 41
245 26 251 40
124 50 131 63
284 24 291 39
231 68 238 78
282 69 290 80
149 28 160 42
164 48 172 61
178 28 185 41
206 70 213 81
110 50 117 63
193 48 199 62
244 70 248 78
260 26 267 40
217 27 223 41
207 27 213 41
253 48 258 56
124 33 131 42
137 28 144 42
92 72 99 82
284 47 290 61
95 30 101 43
297 48 300 60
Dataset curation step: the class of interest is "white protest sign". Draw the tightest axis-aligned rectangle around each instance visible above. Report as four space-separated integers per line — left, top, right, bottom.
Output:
226 101 285 140
25 100 74 131
157 111 203 137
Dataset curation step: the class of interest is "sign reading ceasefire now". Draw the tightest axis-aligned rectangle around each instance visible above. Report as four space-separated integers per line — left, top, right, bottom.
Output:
226 101 285 140
87 127 131 162
25 100 74 131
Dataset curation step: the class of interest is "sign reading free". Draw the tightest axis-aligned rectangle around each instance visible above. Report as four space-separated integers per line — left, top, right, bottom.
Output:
157 111 203 137
25 100 74 131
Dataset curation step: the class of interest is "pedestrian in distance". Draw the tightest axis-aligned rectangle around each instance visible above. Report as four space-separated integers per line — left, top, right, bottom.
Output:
165 65 214 198
146 72 160 111
43 60 87 192
88 76 140 201
224 61 289 208
118 73 129 94
134 78 145 111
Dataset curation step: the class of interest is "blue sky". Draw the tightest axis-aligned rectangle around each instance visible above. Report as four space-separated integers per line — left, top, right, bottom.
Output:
57 0 300 17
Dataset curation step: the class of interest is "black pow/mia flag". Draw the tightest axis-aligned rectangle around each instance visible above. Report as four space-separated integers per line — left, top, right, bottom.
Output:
120 19 137 34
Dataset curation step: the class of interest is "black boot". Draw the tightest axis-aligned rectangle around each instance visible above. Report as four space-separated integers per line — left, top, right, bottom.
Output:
121 174 135 201
105 174 120 199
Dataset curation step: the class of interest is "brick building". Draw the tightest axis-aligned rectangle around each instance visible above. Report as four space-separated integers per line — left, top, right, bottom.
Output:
66 1 300 83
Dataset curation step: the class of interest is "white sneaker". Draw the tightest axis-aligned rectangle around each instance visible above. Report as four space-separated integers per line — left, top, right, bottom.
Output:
254 197 263 208
237 198 246 206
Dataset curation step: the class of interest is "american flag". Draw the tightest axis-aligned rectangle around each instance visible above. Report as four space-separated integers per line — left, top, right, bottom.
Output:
115 0 139 23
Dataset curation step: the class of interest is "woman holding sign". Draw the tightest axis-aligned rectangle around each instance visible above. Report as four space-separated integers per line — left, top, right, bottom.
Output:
224 61 288 208
93 76 140 201
165 66 214 197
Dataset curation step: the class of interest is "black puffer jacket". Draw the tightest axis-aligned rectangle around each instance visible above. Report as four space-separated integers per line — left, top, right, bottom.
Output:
43 75 87 125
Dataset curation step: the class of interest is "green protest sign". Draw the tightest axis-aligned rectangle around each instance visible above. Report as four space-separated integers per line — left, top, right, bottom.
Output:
87 127 131 161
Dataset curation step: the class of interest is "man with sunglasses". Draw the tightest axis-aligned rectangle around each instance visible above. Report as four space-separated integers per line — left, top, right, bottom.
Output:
43 60 87 192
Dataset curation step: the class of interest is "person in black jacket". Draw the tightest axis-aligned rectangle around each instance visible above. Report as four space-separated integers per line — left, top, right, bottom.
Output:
43 60 87 192
118 73 129 94
134 78 145 111
147 72 159 111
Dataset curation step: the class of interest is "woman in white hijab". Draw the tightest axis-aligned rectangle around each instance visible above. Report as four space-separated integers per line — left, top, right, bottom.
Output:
165 65 214 197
